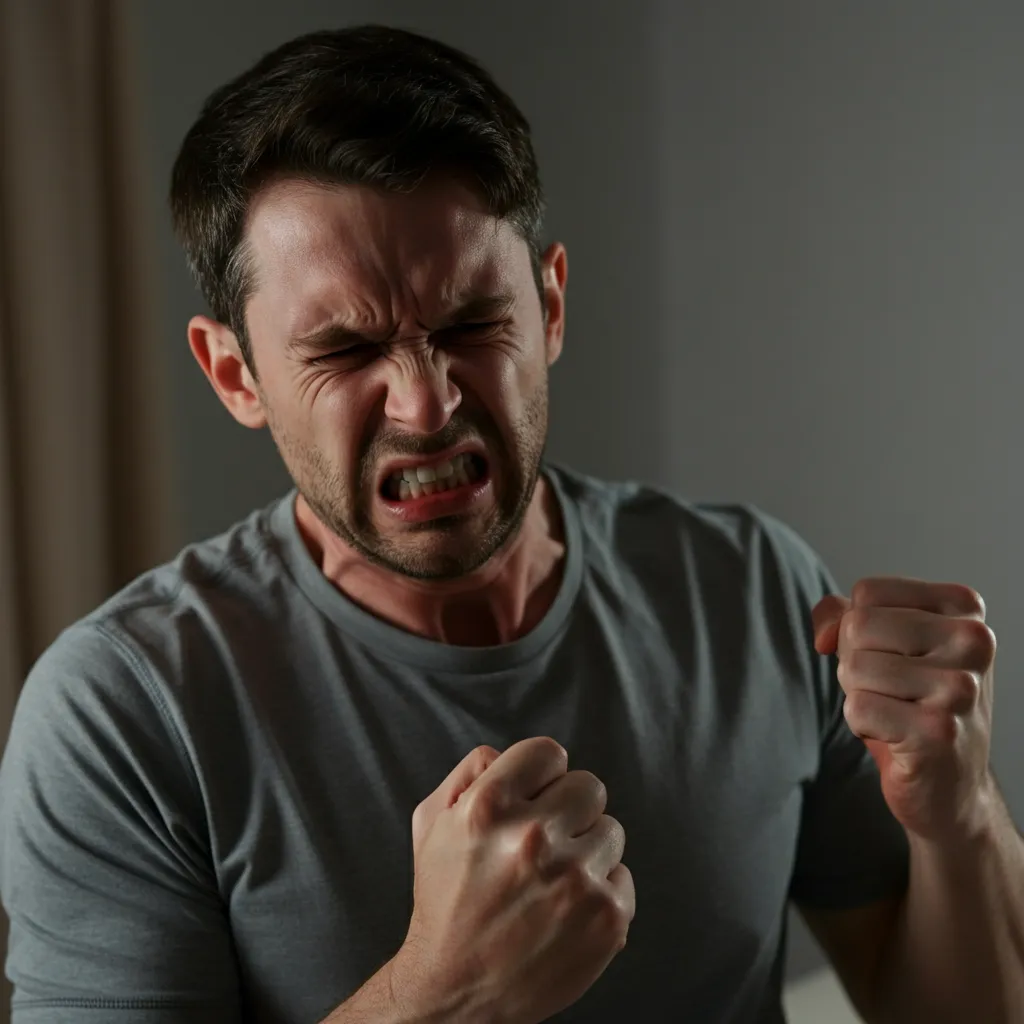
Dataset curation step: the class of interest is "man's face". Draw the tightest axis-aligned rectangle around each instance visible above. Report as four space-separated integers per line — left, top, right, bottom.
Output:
241 176 562 580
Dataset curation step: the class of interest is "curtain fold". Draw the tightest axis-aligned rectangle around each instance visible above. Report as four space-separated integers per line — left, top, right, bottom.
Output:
0 2 179 1016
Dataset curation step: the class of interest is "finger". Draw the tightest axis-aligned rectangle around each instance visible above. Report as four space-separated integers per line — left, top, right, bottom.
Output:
447 745 502 808
470 735 568 807
572 813 626 881
413 744 501 848
850 578 986 619
812 595 850 654
608 862 636 924
840 606 948 658
840 607 996 668
837 649 981 713
843 689 958 752
533 770 608 839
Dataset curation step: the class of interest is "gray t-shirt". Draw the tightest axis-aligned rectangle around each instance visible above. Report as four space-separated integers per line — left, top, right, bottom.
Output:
0 465 909 1024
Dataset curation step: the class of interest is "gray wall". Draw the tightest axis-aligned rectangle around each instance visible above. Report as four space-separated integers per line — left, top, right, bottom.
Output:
137 0 1024 988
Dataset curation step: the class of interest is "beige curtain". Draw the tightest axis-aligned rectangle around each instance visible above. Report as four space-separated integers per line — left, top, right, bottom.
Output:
0 1 179 1016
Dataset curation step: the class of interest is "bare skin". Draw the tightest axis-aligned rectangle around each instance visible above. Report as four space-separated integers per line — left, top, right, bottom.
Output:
293 475 565 646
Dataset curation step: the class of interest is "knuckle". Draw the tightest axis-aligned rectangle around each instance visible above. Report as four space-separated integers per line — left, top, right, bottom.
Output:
516 817 553 863
836 657 851 691
947 669 980 711
954 584 986 619
578 770 607 804
461 787 502 833
850 578 877 607
843 690 867 720
928 710 960 745
617 865 637 922
839 647 870 683
599 885 634 951
596 888 626 933
472 744 498 766
605 812 625 840
553 859 594 907
536 736 569 764
841 607 872 648
603 814 626 852
965 619 997 662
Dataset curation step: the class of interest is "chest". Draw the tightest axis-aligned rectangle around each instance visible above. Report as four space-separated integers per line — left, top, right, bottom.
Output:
193 614 816 1023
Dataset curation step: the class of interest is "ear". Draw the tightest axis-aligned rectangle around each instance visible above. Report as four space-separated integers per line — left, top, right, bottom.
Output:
187 315 267 429
540 241 568 367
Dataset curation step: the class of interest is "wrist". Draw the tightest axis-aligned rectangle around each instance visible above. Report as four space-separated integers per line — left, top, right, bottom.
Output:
317 951 460 1024
386 943 485 1024
907 772 1002 860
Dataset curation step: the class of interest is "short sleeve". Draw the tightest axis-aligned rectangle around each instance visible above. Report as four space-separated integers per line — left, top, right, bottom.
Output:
0 623 242 1023
789 644 911 908
763 519 911 910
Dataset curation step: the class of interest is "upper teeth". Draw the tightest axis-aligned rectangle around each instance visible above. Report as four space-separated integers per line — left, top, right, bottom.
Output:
391 452 469 485
386 452 478 499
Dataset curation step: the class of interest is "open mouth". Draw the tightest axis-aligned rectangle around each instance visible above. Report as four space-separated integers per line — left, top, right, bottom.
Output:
380 451 488 502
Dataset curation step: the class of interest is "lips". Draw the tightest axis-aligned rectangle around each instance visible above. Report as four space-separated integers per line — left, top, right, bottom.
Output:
374 448 493 524
382 451 489 501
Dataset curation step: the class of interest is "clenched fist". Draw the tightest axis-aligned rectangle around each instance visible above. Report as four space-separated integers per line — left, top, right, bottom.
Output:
390 737 635 1024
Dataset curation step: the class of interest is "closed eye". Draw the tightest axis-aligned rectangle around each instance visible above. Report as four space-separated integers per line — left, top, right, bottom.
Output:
443 321 503 337
317 343 379 363
313 322 503 363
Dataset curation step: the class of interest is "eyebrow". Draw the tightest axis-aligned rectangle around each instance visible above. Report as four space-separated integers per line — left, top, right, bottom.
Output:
289 291 517 353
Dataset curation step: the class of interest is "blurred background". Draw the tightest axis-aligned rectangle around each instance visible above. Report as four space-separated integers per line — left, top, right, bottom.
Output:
2 2 1023 1021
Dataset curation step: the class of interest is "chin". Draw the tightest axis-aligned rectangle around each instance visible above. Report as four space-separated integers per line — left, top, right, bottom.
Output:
364 524 501 581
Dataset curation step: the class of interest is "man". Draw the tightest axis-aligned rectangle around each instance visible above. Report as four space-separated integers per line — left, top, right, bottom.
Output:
0 22 1020 1024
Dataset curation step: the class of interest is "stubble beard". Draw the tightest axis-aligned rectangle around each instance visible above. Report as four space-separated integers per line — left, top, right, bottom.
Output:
268 379 549 581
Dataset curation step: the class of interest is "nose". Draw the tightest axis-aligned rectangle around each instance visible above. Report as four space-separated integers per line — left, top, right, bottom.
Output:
382 349 462 435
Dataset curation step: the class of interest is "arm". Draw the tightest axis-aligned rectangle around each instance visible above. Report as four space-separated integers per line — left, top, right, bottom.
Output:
0 625 241 1023
800 778 1024 1024
870 775 1024 1023
317 952 462 1024
807 578 1021 1024
317 960 401 1023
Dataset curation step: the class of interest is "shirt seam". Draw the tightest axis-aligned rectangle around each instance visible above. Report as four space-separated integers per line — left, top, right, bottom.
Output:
90 621 205 814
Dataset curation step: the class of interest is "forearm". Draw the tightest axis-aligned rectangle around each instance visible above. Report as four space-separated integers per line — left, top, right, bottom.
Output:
871 776 1024 1024
319 953 476 1024
319 957 430 1024
318 958 401 1024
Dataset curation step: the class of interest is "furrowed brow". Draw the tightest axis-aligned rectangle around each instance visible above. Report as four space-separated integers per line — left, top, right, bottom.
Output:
440 292 517 325
287 322 389 355
289 292 517 354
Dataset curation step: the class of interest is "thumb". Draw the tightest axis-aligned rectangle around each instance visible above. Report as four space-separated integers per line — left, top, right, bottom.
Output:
412 744 501 850
811 594 851 655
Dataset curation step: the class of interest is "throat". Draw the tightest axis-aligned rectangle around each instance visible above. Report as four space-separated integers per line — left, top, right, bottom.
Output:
296 475 566 646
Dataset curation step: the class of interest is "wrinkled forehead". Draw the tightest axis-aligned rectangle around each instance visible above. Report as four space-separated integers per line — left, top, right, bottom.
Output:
243 176 525 335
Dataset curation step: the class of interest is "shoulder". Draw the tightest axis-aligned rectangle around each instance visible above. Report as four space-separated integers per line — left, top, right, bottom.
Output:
83 492 292 633
11 494 295 737
549 463 835 604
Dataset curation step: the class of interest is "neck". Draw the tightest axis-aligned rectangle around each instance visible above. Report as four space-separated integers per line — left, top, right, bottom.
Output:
294 474 566 646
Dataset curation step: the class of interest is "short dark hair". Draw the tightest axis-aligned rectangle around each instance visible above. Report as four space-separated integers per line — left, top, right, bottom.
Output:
169 24 547 373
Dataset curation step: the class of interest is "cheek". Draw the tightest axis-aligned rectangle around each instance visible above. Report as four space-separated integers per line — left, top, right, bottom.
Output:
308 376 375 465
458 346 541 419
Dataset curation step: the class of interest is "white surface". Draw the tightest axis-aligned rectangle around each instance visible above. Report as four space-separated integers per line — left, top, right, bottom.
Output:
783 967 863 1024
